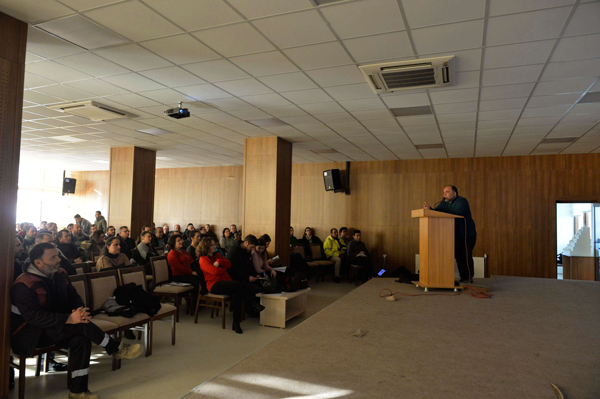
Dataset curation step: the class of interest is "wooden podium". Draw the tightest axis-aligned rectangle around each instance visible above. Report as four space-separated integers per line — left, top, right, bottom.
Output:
412 209 464 291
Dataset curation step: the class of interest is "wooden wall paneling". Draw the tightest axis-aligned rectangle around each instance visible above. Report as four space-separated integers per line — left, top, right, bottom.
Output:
108 147 134 231
70 171 110 221
0 11 27 399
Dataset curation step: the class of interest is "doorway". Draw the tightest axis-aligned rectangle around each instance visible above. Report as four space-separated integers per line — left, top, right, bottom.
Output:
556 202 597 280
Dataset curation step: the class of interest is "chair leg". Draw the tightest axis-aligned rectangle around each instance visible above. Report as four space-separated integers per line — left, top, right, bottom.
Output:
35 354 42 377
221 300 226 329
19 355 26 399
146 323 151 357
194 294 201 324
171 314 176 345
43 352 50 373
175 296 180 322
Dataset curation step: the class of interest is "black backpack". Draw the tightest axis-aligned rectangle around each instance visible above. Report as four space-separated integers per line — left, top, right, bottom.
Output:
113 283 161 316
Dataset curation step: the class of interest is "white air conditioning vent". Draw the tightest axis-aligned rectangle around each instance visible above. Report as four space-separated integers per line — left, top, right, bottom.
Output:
359 56 455 94
48 100 128 121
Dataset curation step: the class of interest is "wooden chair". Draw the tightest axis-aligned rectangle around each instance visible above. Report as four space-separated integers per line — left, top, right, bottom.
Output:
118 267 177 356
155 247 164 255
10 345 67 399
86 270 151 367
310 245 333 282
73 261 92 275
349 264 363 286
149 256 194 322
91 252 101 262
193 267 232 329
292 245 320 282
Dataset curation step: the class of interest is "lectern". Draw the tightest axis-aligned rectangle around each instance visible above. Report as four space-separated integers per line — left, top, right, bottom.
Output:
412 209 464 291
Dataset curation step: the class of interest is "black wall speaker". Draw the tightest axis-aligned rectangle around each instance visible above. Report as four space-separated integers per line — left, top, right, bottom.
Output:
62 178 77 194
323 169 343 191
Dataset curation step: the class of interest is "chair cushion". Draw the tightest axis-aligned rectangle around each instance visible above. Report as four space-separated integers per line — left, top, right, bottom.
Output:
306 262 319 267
314 260 334 266
90 318 119 332
93 312 150 327
153 285 194 294
154 304 177 318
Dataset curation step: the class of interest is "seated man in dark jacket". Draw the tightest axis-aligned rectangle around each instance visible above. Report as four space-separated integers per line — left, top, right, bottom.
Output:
118 226 136 259
11 242 142 399
136 231 158 275
347 230 374 281
226 235 262 294
56 229 83 263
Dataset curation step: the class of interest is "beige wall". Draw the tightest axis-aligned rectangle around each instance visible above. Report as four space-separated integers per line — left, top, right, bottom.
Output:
71 153 600 279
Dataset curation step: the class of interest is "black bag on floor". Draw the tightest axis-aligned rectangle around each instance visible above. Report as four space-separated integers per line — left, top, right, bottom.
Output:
394 266 419 284
113 283 161 316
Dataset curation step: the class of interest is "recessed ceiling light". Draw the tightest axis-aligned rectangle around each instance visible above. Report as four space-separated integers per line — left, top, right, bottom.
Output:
390 106 433 117
415 143 444 149
35 16 128 50
247 118 289 127
137 128 173 136
540 137 577 144
53 136 87 143
312 149 338 154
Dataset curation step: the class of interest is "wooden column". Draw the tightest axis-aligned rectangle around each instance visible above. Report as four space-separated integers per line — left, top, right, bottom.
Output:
0 12 27 399
108 147 156 238
243 137 292 266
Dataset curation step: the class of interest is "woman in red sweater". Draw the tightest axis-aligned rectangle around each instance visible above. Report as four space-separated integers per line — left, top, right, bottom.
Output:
167 235 201 306
198 238 264 334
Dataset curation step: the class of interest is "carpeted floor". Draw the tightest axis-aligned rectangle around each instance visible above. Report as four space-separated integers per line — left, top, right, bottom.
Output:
185 276 600 399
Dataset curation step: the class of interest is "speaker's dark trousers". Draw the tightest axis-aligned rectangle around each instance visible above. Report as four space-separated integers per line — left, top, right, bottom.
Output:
455 235 476 281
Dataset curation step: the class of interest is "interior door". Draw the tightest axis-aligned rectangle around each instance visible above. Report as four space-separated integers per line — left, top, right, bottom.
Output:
593 203 600 281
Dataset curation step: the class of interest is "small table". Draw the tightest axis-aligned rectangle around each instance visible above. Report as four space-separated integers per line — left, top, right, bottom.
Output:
256 288 311 328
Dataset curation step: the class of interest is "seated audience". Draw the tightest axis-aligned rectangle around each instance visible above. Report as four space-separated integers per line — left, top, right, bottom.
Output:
118 226 136 259
323 228 346 283
11 242 142 399
204 224 218 240
71 224 89 248
90 225 98 235
17 222 28 238
94 211 107 233
173 224 182 234
226 235 261 300
166 235 201 306
186 230 202 259
136 231 158 274
23 226 37 254
106 225 116 238
300 227 322 261
97 236 131 271
14 236 25 280
47 222 58 237
74 214 92 236
219 228 236 253
162 224 170 239
290 226 300 244
347 230 374 281
155 227 166 248
84 230 105 262
230 224 239 237
34 233 77 276
252 238 277 278
56 229 83 263
39 221 47 230
198 238 264 334
339 227 351 246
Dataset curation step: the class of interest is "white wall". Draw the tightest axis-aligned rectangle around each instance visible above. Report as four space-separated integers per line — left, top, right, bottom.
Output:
556 203 592 254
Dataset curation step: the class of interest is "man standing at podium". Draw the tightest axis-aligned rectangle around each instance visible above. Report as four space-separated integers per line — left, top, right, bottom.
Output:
424 186 477 284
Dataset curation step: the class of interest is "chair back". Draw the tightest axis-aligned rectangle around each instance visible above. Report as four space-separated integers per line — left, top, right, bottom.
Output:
92 252 101 262
69 274 88 307
291 245 305 259
118 266 148 292
73 262 91 275
86 270 119 314
151 256 170 285
155 247 164 255
310 244 323 261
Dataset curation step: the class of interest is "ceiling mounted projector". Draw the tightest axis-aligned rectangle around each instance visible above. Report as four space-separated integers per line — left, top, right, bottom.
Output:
165 102 190 119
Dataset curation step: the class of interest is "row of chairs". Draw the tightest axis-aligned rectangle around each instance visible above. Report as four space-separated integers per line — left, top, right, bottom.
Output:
291 244 334 282
11 266 177 399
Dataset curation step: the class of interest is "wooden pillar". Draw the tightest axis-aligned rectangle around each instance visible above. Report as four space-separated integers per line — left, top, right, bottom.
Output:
0 12 27 399
108 147 156 238
242 137 293 266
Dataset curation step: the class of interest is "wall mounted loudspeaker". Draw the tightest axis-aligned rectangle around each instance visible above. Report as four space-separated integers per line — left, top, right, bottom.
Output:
323 169 343 191
62 178 77 195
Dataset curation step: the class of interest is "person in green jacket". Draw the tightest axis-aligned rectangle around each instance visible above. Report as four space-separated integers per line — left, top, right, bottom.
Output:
323 228 346 283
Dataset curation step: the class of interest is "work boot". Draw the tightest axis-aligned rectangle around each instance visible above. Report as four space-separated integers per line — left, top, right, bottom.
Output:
115 343 143 359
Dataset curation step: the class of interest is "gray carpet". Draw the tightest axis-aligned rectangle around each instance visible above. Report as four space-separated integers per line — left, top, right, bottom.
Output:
184 276 600 399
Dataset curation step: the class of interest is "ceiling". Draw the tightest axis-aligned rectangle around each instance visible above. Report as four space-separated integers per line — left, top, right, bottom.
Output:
2 0 600 171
